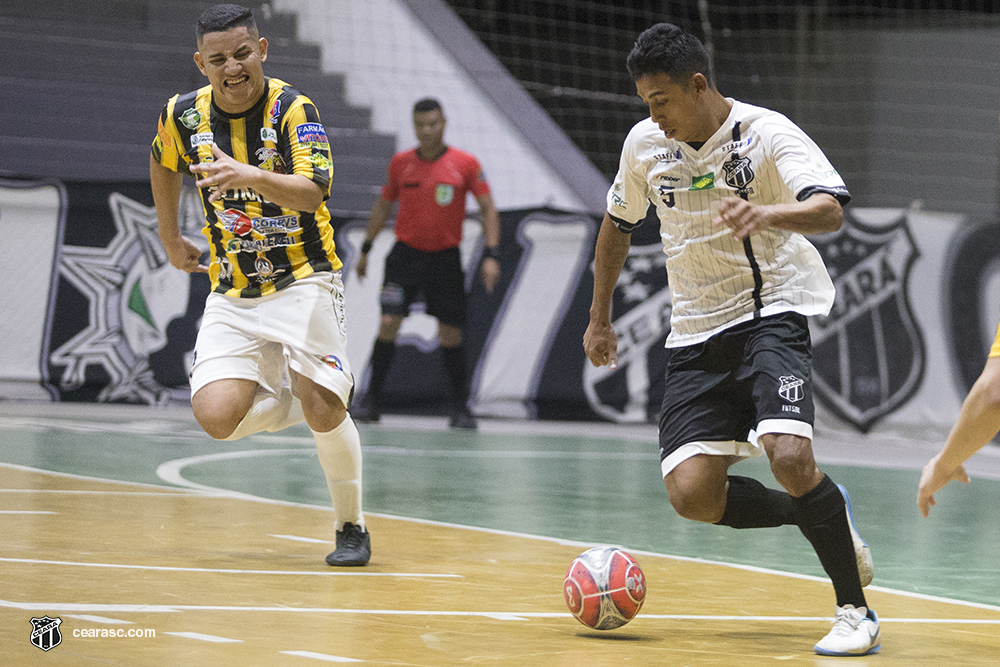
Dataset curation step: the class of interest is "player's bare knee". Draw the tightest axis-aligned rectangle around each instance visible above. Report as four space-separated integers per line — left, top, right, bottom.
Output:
669 492 723 523
769 449 817 495
665 479 724 523
194 411 242 440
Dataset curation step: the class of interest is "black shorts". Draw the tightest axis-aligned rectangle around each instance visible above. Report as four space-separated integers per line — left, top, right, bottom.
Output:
380 241 467 328
658 312 816 470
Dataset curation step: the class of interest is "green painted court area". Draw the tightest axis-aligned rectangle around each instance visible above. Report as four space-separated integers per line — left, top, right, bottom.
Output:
2 404 998 609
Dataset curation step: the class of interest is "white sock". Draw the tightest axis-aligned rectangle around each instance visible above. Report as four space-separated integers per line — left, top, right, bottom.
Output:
223 387 305 441
312 417 364 531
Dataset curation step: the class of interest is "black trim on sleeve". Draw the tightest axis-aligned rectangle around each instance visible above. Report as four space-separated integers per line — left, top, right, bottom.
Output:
608 212 643 233
797 185 851 207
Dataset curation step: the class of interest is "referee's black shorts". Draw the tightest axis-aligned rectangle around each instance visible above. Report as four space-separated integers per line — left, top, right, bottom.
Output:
379 241 467 328
658 311 816 477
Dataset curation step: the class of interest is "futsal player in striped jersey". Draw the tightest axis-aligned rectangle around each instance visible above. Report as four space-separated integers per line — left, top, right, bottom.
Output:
584 23 879 655
150 4 370 566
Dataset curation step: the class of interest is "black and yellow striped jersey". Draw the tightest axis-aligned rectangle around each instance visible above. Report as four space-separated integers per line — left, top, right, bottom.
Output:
151 77 342 298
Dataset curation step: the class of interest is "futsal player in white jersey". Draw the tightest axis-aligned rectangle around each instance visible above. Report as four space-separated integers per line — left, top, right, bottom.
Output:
584 23 880 656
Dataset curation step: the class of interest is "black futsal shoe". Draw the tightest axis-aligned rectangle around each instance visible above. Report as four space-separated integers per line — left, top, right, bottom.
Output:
325 522 371 566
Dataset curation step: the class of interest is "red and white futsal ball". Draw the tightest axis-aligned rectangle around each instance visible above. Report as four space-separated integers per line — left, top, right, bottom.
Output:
563 546 646 629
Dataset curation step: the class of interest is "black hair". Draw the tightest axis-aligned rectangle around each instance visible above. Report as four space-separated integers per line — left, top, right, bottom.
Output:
626 23 711 87
196 4 257 42
413 98 443 114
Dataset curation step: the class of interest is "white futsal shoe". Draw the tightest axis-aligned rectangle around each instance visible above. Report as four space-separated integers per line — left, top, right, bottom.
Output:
814 604 881 656
837 483 874 587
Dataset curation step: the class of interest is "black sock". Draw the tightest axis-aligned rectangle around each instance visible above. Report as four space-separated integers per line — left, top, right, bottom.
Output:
791 474 866 608
441 343 469 407
715 476 796 528
365 339 396 404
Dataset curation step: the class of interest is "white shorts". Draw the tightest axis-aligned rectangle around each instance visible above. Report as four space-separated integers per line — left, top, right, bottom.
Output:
190 271 354 406
659 419 814 478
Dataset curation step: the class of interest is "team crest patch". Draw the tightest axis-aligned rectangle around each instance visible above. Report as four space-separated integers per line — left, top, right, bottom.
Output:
435 184 455 206
180 108 202 130
30 616 63 652
810 212 925 431
723 155 754 191
778 375 804 402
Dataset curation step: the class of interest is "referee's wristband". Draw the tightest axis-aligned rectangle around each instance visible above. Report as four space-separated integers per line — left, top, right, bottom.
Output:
482 246 500 261
360 240 373 254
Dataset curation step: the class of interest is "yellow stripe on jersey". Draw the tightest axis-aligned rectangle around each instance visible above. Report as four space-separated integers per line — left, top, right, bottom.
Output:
152 78 342 299
990 319 1000 358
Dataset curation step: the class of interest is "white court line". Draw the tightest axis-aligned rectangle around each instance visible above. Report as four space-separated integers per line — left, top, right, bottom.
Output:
0 510 56 514
155 452 1000 614
0 557 460 578
1 600 997 624
271 534 335 545
7 461 1000 615
0 462 213 491
164 631 242 643
280 651 362 663
0 489 217 496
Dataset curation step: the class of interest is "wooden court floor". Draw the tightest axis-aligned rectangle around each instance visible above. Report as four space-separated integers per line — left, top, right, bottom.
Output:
2 403 1000 665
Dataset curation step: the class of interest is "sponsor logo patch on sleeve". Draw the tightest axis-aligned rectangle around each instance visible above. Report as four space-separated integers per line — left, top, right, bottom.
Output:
191 132 214 147
157 118 174 150
295 122 330 148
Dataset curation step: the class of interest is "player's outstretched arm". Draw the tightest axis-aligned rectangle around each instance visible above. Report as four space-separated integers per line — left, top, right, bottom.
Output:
584 214 631 369
918 356 1000 517
151 155 207 274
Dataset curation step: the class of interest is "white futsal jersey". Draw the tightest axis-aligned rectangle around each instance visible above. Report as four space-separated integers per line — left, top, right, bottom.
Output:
607 99 849 347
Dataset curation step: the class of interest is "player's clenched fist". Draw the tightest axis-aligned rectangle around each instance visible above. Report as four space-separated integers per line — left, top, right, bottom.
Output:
714 196 770 240
583 319 619 370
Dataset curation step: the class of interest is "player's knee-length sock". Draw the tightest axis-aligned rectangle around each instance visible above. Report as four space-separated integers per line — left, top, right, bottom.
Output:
441 343 470 405
312 418 364 531
365 339 395 401
224 387 304 441
715 475 795 528
791 474 866 608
